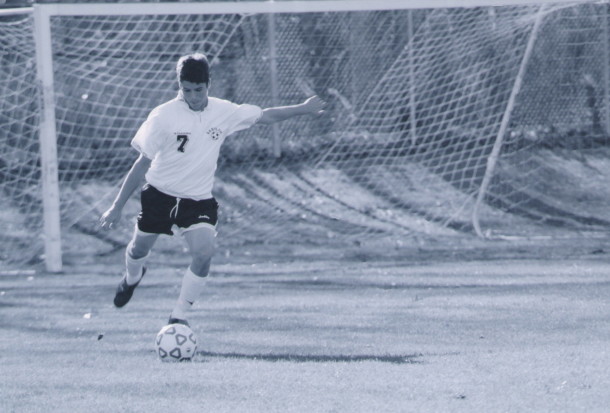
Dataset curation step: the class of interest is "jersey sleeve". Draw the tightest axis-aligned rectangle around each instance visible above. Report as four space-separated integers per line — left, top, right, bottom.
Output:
130 110 168 159
224 104 263 136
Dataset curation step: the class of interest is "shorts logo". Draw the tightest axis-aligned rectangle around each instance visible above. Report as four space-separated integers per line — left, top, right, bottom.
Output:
207 127 222 140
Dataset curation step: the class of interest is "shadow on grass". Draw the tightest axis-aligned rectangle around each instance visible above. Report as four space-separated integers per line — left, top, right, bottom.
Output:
197 350 422 364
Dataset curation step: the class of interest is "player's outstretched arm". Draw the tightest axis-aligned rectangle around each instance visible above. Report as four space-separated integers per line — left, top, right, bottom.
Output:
99 153 151 230
258 95 325 125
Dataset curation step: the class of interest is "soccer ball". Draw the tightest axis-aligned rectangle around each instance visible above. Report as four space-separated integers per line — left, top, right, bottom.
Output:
155 323 198 362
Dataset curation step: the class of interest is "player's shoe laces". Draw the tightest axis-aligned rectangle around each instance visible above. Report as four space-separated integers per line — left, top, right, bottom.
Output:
168 317 190 327
113 267 146 308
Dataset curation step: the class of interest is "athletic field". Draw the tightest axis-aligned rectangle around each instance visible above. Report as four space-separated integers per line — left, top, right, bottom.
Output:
1 242 609 413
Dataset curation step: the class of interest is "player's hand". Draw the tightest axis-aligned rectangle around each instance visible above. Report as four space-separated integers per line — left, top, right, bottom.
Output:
303 95 326 115
99 205 122 230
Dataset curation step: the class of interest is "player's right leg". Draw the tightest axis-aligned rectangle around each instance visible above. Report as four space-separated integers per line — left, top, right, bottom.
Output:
114 184 174 308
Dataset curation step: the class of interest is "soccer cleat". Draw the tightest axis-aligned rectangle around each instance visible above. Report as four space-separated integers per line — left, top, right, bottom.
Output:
168 317 190 327
113 267 146 308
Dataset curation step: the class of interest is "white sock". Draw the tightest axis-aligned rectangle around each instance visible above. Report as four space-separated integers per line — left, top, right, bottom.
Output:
170 267 208 320
125 251 148 285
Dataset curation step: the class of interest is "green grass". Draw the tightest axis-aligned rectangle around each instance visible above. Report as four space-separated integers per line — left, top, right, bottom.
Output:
1 255 610 412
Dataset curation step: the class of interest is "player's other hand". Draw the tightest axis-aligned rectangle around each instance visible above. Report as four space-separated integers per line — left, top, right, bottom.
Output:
303 95 326 115
99 205 122 230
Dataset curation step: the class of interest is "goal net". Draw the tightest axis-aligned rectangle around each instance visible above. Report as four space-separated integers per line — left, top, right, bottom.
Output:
1 0 608 271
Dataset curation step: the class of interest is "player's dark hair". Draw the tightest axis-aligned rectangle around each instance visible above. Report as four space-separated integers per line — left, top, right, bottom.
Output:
176 53 210 85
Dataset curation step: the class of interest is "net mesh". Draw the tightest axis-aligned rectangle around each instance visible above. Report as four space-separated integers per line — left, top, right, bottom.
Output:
0 13 41 265
1 1 610 269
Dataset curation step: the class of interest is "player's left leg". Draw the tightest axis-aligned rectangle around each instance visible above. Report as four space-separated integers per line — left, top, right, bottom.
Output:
168 226 216 324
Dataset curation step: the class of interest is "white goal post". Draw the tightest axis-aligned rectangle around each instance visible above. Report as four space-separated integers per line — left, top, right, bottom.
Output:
1 0 607 272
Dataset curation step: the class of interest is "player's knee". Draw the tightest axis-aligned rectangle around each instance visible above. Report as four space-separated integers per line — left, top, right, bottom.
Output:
190 255 212 277
126 241 150 260
191 249 213 267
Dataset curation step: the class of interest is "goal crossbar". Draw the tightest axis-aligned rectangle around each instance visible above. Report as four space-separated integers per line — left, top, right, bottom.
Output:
30 0 590 17
0 7 33 16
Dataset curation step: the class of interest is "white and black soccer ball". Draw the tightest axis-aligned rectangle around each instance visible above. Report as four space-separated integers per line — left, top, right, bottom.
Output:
155 323 198 362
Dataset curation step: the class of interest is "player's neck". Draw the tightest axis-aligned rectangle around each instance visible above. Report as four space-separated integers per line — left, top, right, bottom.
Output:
178 92 208 112
187 103 207 112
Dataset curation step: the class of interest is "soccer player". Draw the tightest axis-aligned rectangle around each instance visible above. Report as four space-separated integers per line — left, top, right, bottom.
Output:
99 53 325 326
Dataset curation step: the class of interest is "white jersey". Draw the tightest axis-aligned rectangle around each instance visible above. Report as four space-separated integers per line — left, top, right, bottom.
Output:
131 96 262 200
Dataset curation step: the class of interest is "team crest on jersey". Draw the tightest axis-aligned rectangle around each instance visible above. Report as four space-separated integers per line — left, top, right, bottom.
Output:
207 127 222 141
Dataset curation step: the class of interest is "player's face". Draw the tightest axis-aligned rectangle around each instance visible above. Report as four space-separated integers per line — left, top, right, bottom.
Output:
180 80 209 111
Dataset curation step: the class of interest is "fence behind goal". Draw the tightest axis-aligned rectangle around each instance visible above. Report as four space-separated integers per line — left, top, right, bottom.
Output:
1 0 609 271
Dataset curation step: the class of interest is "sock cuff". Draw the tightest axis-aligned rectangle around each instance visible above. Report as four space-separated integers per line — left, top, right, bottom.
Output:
186 267 208 281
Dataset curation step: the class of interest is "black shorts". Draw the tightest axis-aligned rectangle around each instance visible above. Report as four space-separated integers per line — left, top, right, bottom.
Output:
137 184 219 236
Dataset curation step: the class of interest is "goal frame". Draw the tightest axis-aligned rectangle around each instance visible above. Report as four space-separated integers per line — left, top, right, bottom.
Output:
19 0 587 271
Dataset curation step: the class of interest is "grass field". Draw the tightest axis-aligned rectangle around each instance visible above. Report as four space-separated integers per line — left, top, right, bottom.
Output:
1 244 610 412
